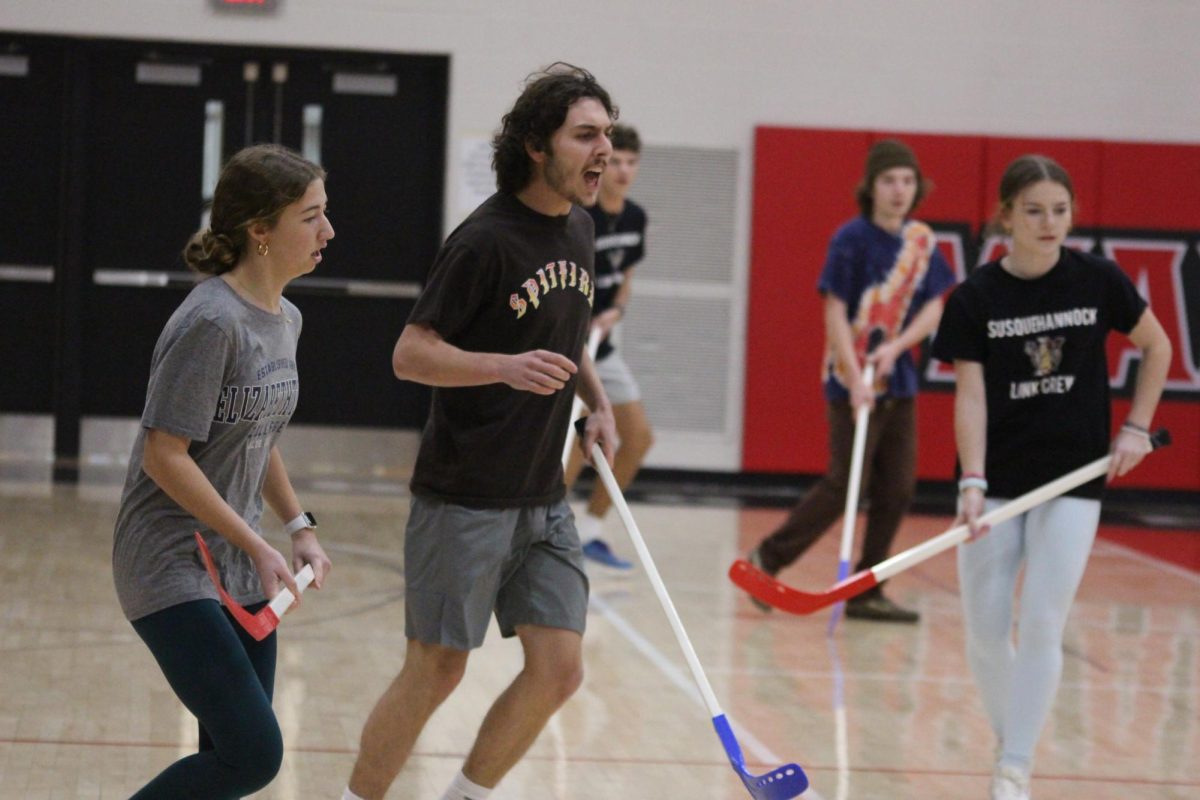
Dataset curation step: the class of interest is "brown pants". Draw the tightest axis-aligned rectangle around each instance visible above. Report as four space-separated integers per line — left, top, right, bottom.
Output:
758 398 916 585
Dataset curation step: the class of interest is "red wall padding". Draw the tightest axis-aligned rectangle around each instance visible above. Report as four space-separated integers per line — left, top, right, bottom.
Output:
744 127 1200 492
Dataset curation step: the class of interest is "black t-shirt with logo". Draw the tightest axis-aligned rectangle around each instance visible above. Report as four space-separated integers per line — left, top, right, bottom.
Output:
408 192 596 508
932 248 1146 499
586 198 646 361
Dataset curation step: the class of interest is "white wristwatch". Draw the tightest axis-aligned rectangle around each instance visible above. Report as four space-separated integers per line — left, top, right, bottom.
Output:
284 511 317 536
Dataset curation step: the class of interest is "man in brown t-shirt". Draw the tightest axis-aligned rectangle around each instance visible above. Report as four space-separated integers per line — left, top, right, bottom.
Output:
343 63 619 800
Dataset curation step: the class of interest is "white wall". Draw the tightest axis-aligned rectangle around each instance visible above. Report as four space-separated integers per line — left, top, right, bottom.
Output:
5 0 1198 468
7 0 1198 223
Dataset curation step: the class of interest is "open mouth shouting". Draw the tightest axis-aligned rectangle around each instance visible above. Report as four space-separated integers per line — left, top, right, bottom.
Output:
584 163 606 193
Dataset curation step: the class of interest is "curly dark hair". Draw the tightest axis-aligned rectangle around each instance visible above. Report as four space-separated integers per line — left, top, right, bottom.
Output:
492 63 617 195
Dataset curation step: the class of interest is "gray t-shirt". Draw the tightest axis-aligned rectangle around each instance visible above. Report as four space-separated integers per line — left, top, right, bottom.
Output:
113 277 302 621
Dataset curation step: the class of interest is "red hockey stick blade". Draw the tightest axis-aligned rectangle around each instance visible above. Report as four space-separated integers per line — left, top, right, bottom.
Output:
729 559 878 615
194 532 312 641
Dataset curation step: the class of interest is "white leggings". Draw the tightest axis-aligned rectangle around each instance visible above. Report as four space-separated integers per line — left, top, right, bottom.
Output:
957 495 1101 772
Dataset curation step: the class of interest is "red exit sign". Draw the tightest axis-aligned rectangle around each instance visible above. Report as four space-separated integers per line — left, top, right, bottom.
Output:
211 0 278 9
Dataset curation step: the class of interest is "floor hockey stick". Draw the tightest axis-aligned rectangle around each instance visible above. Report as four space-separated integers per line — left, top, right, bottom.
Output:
194 531 315 641
829 359 876 632
561 327 604 468
589 438 809 799
730 429 1171 615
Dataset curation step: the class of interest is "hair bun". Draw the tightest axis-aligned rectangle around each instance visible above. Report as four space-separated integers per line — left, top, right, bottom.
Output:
183 228 239 275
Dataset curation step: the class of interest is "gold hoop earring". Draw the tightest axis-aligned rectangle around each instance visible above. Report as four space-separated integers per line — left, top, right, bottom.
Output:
256 242 269 257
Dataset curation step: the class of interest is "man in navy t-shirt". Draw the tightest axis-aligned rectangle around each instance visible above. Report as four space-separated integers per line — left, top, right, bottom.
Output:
564 124 654 570
747 139 955 622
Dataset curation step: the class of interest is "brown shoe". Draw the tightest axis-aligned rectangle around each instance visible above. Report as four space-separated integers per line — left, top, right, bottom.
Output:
845 593 919 623
746 547 774 613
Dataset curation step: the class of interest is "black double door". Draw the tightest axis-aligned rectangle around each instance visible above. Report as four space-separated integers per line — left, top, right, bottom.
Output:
0 37 66 416
0 33 447 468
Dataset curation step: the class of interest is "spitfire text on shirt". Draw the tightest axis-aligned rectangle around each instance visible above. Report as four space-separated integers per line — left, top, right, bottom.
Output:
509 260 594 319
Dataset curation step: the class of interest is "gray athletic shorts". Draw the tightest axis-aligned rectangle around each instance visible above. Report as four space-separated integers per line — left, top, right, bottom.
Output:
596 350 641 405
404 495 589 650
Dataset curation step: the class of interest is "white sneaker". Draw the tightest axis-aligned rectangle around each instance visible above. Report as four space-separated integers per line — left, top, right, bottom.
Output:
990 764 1031 800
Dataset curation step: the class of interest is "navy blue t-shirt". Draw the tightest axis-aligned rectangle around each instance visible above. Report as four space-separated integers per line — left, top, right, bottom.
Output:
819 217 955 401
586 198 646 361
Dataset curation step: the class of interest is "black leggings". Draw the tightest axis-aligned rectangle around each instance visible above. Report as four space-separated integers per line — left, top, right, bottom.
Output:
130 599 283 799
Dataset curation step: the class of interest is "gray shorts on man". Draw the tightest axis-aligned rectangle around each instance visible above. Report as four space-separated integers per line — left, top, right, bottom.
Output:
404 496 590 650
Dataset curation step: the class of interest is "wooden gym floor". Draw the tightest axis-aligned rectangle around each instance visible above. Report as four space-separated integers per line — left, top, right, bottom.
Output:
0 418 1196 799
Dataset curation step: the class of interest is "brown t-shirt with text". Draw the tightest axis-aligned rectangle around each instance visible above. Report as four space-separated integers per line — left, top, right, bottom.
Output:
408 193 596 508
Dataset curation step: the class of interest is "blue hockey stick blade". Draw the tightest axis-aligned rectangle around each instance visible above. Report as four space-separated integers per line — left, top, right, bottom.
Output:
713 715 808 799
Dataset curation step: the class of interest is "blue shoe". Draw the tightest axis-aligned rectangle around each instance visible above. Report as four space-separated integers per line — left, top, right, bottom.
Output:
582 538 633 570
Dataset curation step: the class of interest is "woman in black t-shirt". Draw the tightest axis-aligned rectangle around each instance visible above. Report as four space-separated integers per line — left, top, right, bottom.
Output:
932 155 1171 800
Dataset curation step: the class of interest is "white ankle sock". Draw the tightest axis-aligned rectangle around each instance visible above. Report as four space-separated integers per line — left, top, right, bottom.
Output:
577 512 603 542
341 788 367 800
440 769 492 800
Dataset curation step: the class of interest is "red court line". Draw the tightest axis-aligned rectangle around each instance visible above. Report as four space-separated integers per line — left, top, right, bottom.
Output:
3 736 1196 789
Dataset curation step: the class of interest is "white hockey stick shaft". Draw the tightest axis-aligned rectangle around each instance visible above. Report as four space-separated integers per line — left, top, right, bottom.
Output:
872 454 1112 583
561 328 605 468
591 443 724 718
837 363 875 565
266 563 315 619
